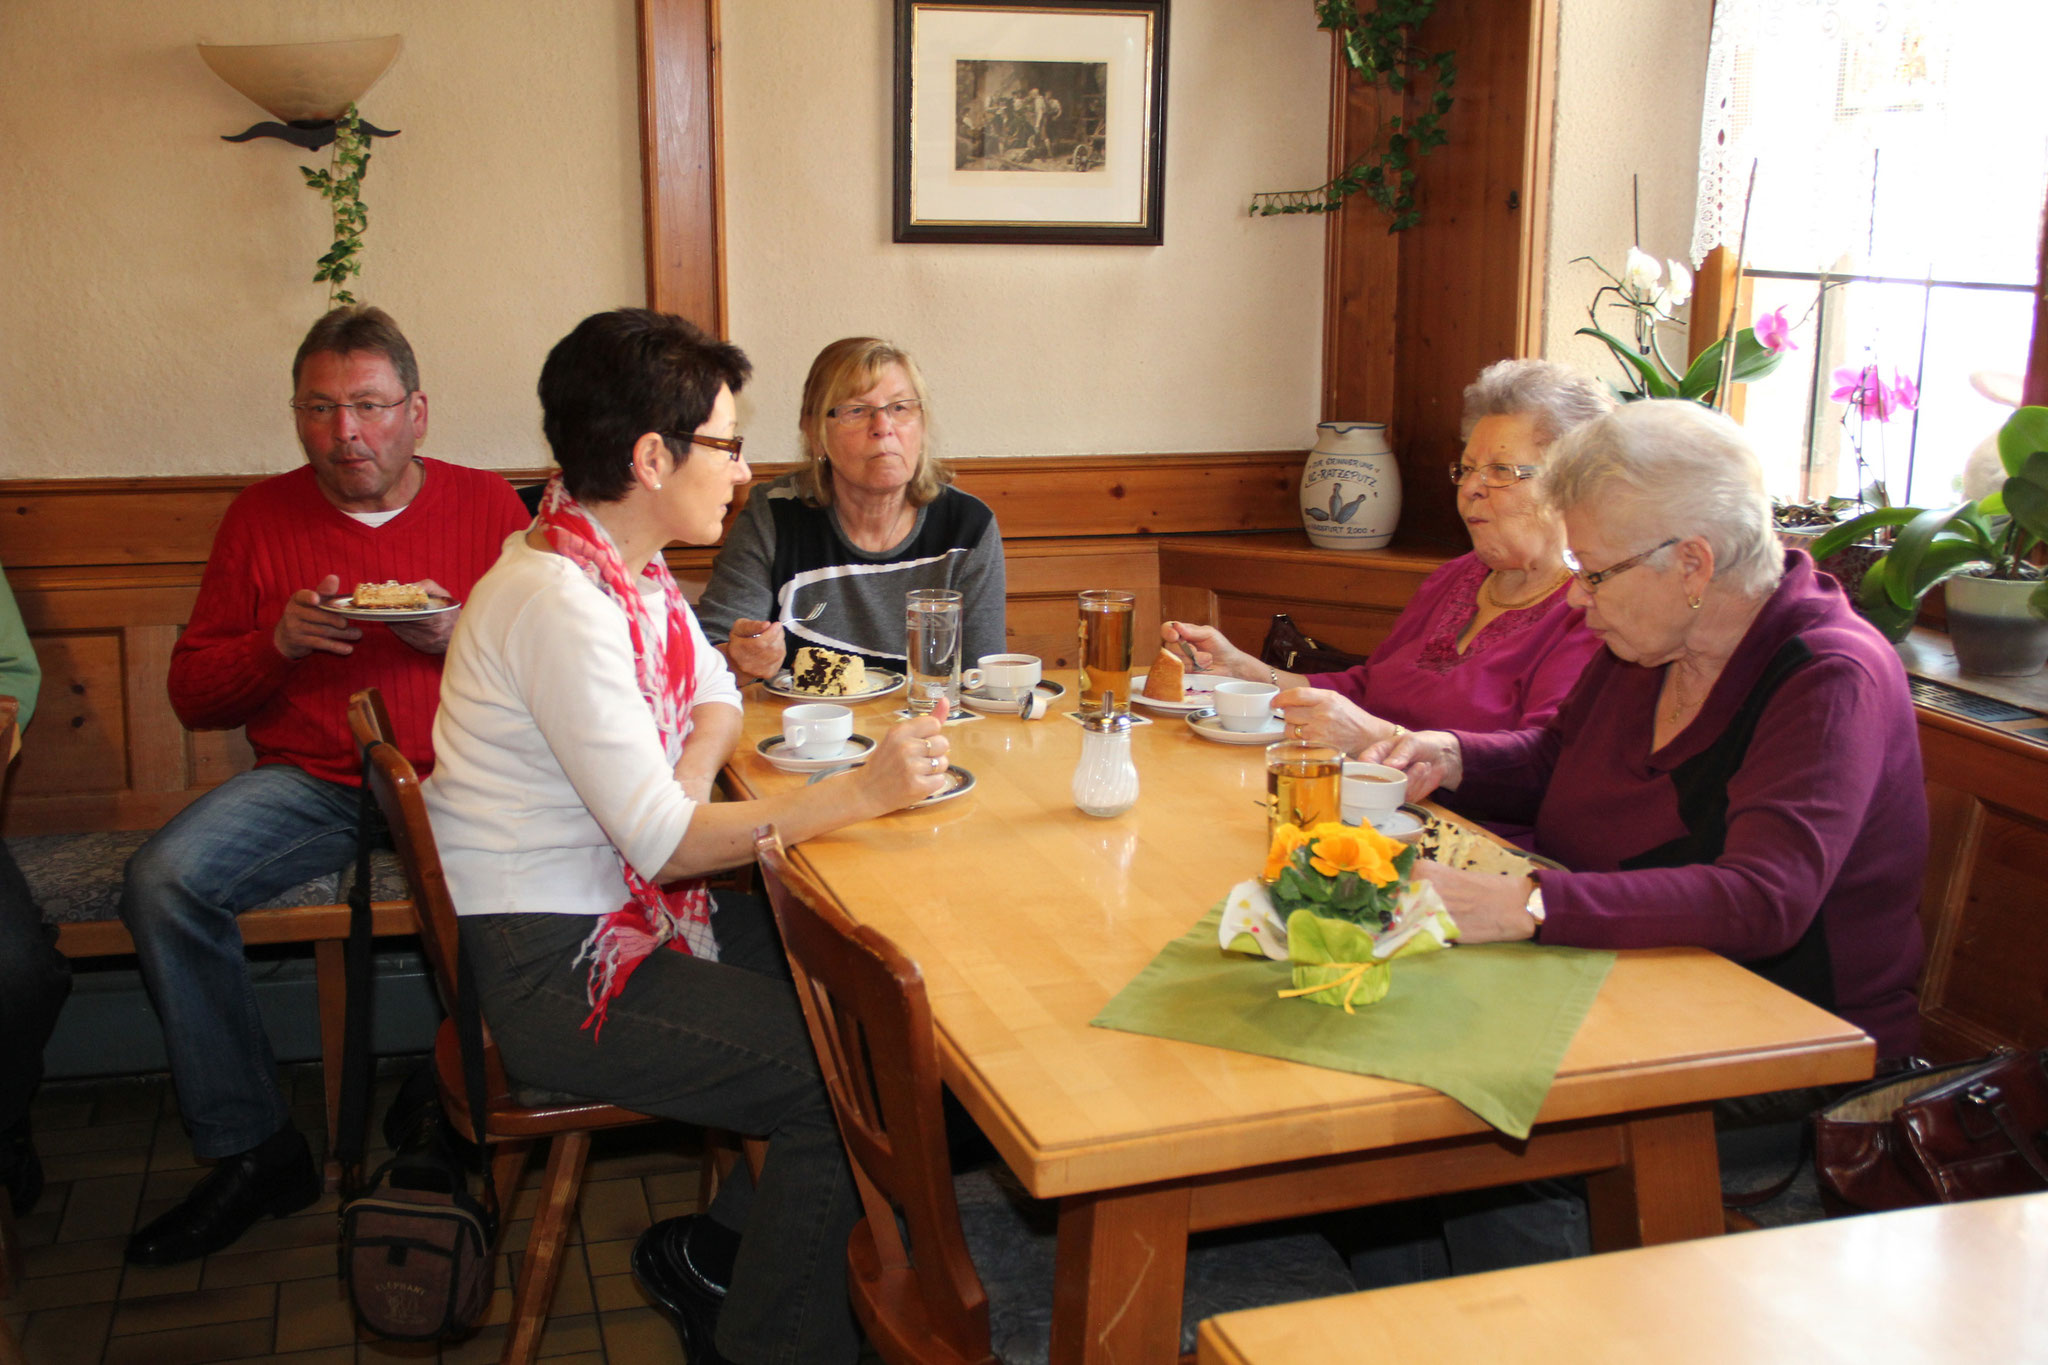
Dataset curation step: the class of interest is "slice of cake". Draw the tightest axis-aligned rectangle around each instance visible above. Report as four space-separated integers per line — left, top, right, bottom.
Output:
353 580 431 610
1141 646 1185 702
790 645 866 696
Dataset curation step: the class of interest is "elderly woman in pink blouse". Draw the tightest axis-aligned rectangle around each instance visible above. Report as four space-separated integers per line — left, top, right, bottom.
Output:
1166 359 1612 753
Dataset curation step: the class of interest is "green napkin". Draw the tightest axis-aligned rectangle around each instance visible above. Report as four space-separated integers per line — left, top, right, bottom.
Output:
1091 903 1615 1139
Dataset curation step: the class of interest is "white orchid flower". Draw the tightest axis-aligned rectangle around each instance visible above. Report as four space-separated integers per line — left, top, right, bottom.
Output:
1664 260 1694 306
1623 246 1661 297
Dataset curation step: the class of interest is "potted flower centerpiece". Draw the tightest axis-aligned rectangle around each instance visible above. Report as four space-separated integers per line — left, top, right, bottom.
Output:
1218 821 1458 1012
1810 406 2048 674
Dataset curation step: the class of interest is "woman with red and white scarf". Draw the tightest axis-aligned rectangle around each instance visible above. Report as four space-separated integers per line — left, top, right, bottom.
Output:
424 310 950 1365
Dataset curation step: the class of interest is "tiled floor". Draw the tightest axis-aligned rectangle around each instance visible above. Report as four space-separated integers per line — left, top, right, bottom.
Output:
2 1062 708 1364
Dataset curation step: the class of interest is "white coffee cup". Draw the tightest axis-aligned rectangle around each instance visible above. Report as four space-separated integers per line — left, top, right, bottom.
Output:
782 703 854 759
1341 761 1407 824
964 653 1042 702
1211 680 1280 733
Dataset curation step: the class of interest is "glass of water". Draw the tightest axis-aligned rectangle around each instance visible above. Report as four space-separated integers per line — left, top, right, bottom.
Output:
905 589 964 714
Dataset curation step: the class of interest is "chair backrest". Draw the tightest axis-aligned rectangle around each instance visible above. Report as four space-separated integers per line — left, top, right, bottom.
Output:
754 828 993 1365
350 688 513 1128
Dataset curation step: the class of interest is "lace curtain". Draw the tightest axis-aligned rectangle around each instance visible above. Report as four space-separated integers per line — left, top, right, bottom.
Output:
1690 0 2045 282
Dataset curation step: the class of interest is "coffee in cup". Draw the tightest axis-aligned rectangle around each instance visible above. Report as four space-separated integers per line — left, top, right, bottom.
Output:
965 653 1042 702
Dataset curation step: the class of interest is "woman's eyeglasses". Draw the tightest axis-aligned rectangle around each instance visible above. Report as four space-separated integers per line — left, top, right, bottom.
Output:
1447 462 1538 488
826 399 924 429
1562 538 1679 592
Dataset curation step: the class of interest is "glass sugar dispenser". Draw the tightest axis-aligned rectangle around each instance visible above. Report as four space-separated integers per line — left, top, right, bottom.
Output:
1072 712 1139 817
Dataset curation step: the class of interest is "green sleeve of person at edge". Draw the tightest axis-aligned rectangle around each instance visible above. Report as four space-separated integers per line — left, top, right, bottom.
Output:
0 562 42 730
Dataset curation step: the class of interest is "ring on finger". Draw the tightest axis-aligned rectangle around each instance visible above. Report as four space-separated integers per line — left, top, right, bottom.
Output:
929 754 943 772
1292 723 1305 739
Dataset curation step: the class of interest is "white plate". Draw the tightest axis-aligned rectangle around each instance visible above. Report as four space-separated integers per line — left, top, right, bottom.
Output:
1130 672 1230 713
756 732 876 773
1185 710 1287 746
762 668 906 702
960 679 1067 716
321 595 458 623
807 762 975 808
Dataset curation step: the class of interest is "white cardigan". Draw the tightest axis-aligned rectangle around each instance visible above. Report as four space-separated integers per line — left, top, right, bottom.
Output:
423 532 743 918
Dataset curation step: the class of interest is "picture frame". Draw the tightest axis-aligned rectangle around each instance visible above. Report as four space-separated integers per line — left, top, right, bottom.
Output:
893 0 1170 246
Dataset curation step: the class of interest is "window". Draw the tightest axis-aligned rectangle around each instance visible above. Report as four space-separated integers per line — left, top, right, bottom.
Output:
1694 0 2048 509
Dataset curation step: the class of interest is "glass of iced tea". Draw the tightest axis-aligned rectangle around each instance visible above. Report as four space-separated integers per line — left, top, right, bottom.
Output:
1265 740 1342 837
1076 590 1136 717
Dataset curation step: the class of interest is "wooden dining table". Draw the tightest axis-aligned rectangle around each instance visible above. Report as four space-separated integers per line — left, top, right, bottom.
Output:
721 670 1876 1364
1195 1191 2048 1363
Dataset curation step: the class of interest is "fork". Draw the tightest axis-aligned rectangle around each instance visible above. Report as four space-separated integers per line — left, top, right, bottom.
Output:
784 602 827 626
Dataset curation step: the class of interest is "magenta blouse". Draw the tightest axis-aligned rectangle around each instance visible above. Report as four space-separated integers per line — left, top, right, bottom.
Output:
1305 553 1601 734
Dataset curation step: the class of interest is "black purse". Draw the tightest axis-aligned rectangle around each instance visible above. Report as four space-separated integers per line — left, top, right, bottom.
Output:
1259 613 1370 675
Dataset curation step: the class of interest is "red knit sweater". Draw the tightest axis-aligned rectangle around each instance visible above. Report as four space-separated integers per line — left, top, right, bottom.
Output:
169 460 530 785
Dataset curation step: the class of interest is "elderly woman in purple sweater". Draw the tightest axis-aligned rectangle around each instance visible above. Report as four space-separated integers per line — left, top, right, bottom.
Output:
1378 400 1925 1059
1165 359 1611 754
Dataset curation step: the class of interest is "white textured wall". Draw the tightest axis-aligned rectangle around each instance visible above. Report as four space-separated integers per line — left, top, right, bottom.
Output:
719 1 1332 463
0 0 643 478
1541 0 1713 378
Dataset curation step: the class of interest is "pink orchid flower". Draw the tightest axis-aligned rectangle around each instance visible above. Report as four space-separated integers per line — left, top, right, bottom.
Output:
1754 307 1796 353
1831 364 1919 423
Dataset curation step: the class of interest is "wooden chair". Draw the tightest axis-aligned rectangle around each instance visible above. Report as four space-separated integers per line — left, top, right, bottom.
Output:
348 690 657 1365
753 828 1354 1365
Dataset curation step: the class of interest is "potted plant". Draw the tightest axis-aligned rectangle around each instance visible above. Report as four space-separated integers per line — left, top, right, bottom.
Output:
1574 248 1793 409
1810 406 2048 674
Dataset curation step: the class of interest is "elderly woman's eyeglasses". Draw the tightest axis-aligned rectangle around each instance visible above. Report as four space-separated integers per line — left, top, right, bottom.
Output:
1447 462 1539 488
1562 538 1679 592
826 399 924 429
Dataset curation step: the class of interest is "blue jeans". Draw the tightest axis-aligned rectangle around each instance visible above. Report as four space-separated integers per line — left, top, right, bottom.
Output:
119 765 363 1158
461 897 861 1365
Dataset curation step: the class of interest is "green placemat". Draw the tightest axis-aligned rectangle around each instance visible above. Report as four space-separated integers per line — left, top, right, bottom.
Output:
1091 903 1615 1138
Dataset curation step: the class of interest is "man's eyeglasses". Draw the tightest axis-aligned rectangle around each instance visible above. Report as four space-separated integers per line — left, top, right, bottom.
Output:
826 399 923 429
659 431 746 462
1448 462 1539 488
1562 538 1679 592
290 397 412 422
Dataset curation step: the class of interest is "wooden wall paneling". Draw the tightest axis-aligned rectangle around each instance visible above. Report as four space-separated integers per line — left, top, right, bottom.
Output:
945 453 1306 539
1391 0 1540 549
0 482 238 570
639 0 726 333
14 634 125 797
1514 0 1561 361
1157 534 1443 657
1321 51 1401 427
1003 539 1161 669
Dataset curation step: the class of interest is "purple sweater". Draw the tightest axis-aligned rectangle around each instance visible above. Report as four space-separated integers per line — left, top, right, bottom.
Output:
1452 552 1926 1057
1306 553 1601 734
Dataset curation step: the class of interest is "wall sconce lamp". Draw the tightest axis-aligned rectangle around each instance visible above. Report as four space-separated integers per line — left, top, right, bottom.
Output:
198 36 403 151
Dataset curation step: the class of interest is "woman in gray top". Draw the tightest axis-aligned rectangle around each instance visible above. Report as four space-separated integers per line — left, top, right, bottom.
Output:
697 337 1007 682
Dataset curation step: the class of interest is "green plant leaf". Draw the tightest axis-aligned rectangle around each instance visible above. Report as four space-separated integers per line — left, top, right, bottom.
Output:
1574 326 1677 398
1881 504 1981 610
1854 560 1918 640
2004 449 2048 545
1997 406 2048 479
1807 506 1921 560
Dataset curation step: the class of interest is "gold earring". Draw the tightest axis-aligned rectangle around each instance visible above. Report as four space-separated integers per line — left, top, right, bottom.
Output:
1687 592 1703 610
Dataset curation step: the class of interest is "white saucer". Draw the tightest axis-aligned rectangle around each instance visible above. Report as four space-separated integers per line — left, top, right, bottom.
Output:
1185 711 1286 746
960 678 1067 716
1345 807 1423 842
321 596 458 622
807 763 975 807
762 668 905 702
1130 672 1229 713
756 732 876 773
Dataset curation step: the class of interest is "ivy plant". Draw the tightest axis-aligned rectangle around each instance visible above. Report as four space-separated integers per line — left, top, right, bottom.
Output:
1251 0 1455 231
300 105 371 305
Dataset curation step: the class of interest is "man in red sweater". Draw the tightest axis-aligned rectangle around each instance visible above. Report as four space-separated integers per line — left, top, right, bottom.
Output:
119 307 530 1265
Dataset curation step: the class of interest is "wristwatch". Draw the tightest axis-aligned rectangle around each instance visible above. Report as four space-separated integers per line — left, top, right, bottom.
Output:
1523 871 1546 930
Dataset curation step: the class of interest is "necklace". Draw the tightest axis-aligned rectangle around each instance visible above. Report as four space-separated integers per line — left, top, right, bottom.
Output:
1663 667 1708 725
1482 567 1569 612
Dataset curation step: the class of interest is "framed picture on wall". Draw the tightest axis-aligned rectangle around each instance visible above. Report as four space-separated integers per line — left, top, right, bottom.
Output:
893 0 1170 245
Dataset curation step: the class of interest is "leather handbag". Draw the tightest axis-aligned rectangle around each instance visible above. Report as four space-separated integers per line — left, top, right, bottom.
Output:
1259 613 1370 675
1815 1048 2048 1214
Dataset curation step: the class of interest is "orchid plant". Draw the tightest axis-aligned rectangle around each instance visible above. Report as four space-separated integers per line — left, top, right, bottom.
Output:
1828 360 1919 510
1574 247 1792 408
